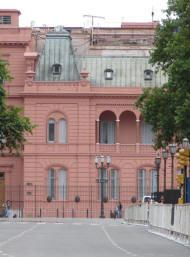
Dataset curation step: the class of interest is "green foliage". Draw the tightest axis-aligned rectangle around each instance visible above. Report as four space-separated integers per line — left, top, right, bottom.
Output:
0 56 36 155
136 0 190 149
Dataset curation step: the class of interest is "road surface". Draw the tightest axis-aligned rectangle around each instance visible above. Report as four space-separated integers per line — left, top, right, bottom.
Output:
0 219 189 257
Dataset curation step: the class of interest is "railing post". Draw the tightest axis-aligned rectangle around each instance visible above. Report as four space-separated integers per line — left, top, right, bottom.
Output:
19 184 21 218
34 185 37 218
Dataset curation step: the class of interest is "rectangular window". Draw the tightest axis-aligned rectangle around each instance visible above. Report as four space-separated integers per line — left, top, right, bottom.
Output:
47 119 56 142
100 121 114 144
138 169 146 200
110 169 118 200
149 169 157 195
0 16 11 24
58 170 66 200
47 169 55 200
59 119 66 143
141 121 154 145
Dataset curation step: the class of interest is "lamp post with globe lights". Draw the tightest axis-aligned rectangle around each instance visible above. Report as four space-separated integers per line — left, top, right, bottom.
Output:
169 144 177 189
94 155 110 218
155 153 161 194
162 149 168 191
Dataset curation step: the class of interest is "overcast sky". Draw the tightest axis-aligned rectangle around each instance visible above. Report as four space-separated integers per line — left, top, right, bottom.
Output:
1 0 168 27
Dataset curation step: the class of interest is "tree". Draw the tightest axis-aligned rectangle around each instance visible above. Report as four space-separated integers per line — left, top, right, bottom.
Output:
135 0 190 149
0 56 36 155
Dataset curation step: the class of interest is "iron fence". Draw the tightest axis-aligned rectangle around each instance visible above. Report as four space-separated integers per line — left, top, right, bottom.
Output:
0 185 165 218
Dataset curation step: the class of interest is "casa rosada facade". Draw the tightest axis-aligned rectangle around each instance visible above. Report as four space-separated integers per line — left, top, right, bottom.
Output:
0 9 176 218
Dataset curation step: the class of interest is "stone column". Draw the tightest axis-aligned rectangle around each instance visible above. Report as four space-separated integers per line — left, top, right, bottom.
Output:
136 119 140 154
136 119 140 144
116 120 120 144
96 120 100 144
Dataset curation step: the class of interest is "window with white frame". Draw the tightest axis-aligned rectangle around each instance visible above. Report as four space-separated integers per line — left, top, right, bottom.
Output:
47 117 67 143
100 121 115 144
47 168 67 200
104 68 113 80
141 120 154 145
110 169 118 200
149 169 157 195
47 119 56 142
137 169 146 200
58 118 66 143
58 169 67 200
47 169 55 200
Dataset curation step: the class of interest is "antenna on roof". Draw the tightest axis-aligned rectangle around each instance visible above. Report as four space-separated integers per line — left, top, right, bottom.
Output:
83 15 105 45
152 6 155 22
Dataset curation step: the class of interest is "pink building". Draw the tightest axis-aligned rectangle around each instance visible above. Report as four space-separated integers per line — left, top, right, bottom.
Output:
0 10 176 218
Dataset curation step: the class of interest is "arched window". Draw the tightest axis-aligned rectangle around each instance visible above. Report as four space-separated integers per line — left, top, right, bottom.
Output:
110 169 118 200
141 121 154 145
144 69 153 80
58 169 67 200
58 118 66 143
52 64 62 75
104 68 113 80
47 169 55 200
137 169 146 200
47 119 56 143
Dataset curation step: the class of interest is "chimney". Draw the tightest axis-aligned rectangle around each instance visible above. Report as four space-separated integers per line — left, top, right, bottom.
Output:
0 9 21 28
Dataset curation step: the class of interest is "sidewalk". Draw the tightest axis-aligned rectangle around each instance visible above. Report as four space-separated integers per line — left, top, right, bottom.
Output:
0 217 125 224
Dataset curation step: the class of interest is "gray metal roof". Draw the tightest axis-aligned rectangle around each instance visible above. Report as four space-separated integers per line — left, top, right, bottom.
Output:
35 30 167 87
75 56 167 87
35 30 80 81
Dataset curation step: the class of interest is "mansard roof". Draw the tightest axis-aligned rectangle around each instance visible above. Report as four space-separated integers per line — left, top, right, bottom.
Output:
75 56 167 87
35 29 80 81
35 28 167 87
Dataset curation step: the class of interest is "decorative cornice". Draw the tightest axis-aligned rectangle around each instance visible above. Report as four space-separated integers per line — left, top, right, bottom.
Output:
0 41 29 47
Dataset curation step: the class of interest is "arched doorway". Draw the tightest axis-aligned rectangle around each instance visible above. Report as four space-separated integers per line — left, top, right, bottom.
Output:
99 111 116 144
119 111 136 144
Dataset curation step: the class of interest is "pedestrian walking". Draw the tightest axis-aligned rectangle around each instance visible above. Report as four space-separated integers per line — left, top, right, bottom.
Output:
114 204 119 219
6 200 11 218
118 201 122 218
2 202 7 217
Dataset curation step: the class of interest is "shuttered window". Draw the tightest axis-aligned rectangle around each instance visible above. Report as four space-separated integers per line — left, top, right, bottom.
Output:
138 169 146 200
141 121 154 145
110 169 118 200
100 121 115 144
0 16 11 24
58 119 66 143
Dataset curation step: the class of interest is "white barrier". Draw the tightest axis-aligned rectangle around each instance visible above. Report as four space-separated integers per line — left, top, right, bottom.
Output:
125 203 190 242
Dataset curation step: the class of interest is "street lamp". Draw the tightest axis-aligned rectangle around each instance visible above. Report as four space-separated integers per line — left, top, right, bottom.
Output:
162 149 168 191
169 144 177 189
94 155 110 218
182 138 189 203
155 153 161 194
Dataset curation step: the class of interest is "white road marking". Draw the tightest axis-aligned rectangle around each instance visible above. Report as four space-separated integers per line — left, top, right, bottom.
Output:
102 225 143 257
0 223 39 248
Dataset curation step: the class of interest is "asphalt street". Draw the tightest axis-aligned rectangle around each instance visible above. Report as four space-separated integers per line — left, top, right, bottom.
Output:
0 219 189 257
